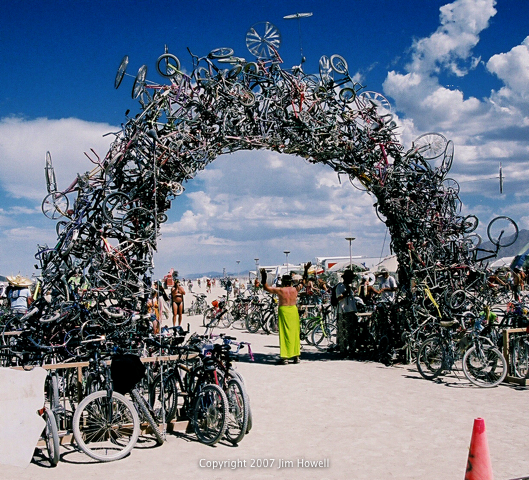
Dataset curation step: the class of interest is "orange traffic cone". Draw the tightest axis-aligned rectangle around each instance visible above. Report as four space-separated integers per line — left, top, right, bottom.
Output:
465 417 493 480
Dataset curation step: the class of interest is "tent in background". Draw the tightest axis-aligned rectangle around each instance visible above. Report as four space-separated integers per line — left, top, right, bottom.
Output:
490 256 515 269
373 255 399 273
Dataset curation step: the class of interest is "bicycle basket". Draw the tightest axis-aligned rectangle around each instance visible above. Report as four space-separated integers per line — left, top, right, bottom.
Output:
111 354 146 394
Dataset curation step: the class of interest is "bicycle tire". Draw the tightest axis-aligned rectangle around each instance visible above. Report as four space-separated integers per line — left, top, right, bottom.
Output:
224 378 249 444
510 336 529 378
319 55 332 79
72 390 140 462
42 408 60 467
449 289 467 311
203 308 218 327
132 65 147 100
45 151 57 194
245 311 261 333
120 207 156 242
156 53 181 78
264 310 278 334
462 344 507 388
193 384 228 446
115 55 129 89
209 47 234 59
462 214 479 234
131 388 165 445
358 91 391 111
416 336 445 380
149 373 178 423
42 192 69 220
311 323 337 351
441 140 454 174
246 22 281 59
487 216 518 247
330 54 348 74
221 310 234 328
412 132 448 160
103 192 131 224
339 87 356 103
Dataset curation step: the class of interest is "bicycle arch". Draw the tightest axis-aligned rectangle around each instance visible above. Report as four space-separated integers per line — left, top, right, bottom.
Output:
36 24 517 359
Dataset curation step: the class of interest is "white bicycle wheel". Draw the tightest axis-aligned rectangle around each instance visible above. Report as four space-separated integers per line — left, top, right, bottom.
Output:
72 390 140 462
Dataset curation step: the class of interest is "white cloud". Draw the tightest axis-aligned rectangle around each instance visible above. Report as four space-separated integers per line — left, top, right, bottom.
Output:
408 0 496 76
0 117 115 200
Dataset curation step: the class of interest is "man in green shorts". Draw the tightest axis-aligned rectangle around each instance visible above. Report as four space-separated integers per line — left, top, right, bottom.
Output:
260 267 305 365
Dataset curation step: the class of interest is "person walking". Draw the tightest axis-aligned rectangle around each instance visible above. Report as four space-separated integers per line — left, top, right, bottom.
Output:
335 269 358 357
260 268 303 365
171 279 186 326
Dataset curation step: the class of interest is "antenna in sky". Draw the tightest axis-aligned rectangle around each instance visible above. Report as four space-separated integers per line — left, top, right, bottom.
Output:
283 12 313 64
499 162 504 194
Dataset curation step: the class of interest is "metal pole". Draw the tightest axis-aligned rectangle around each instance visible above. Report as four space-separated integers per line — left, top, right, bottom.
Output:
345 237 355 270
284 251 290 274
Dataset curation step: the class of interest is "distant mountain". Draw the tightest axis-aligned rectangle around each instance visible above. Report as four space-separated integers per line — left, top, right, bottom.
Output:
477 228 529 261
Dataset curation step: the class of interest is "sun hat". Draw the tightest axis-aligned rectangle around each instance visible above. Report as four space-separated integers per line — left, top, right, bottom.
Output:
6 275 32 287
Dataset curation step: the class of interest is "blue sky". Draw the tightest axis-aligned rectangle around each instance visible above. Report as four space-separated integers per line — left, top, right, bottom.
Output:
1 0 529 278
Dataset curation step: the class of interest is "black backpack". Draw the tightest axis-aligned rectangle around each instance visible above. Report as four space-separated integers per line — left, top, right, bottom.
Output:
330 284 339 307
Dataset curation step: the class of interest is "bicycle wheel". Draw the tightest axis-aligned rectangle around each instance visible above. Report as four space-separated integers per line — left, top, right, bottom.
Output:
330 54 348 74
121 207 156 242
246 22 281 59
193 384 228 446
72 390 140 462
449 290 467 311
132 65 147 99
209 47 234 59
45 151 57 194
311 323 337 351
42 192 69 220
510 337 529 378
115 55 129 89
103 192 131 224
245 311 261 333
264 310 278 334
149 373 178 423
487 216 518 247
461 214 479 234
462 344 507 387
412 132 448 160
131 389 165 445
221 309 234 328
224 378 249 445
319 55 332 80
156 53 181 78
441 140 454 174
339 87 356 103
42 408 60 467
359 91 391 111
416 336 445 380
203 308 217 327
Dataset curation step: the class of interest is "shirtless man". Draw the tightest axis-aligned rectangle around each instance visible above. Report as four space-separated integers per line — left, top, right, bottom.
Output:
260 264 308 364
171 279 186 326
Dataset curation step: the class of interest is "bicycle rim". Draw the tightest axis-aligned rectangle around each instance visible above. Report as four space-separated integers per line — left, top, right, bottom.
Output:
72 390 140 462
463 345 507 387
193 384 228 445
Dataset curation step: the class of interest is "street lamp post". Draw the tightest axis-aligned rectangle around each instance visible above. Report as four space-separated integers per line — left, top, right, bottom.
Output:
236 260 240 280
254 258 259 280
345 237 355 270
283 251 290 274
